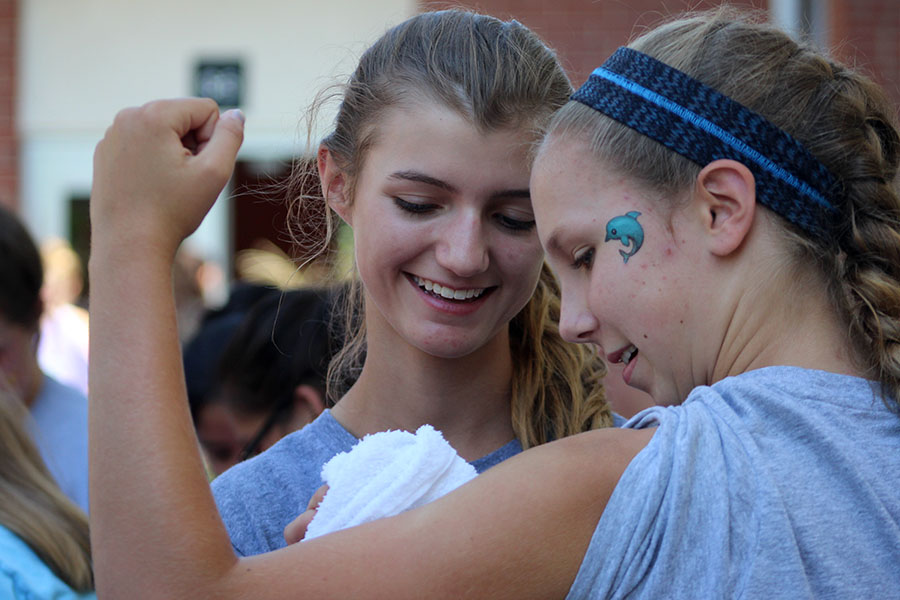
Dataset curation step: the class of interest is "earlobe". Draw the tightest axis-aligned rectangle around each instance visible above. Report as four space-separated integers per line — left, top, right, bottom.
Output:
694 159 756 256
317 145 352 226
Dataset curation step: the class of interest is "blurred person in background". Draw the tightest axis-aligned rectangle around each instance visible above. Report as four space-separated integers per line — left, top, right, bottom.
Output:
38 237 90 396
0 385 95 598
173 247 210 344
0 204 90 514
186 286 334 475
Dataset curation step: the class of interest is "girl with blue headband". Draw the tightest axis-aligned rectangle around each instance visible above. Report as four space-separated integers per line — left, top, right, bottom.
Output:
87 8 900 598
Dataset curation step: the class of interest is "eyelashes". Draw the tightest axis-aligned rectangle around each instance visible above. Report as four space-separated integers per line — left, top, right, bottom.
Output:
392 197 536 233
571 247 595 270
393 197 436 214
496 214 536 232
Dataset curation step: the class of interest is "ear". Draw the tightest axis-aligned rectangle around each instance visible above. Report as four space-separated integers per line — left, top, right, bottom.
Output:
288 384 326 428
317 145 352 226
693 159 756 257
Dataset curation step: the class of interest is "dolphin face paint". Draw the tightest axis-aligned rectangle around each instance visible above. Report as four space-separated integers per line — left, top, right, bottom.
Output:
605 211 643 263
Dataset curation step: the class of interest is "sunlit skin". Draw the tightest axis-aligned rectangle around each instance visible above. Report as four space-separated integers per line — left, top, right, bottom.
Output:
87 97 653 600
84 90 873 599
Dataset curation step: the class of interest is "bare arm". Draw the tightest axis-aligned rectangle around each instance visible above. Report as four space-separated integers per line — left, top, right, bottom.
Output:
88 99 652 599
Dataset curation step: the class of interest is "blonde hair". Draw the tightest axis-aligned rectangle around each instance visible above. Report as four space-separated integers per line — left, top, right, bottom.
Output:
549 7 900 411
0 389 94 591
40 237 84 308
288 9 612 447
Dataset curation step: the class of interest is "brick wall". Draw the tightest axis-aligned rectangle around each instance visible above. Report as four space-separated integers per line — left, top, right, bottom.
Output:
423 0 766 86
830 0 900 109
0 0 15 211
420 0 897 111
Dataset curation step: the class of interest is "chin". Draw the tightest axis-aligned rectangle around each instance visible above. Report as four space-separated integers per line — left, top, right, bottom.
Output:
419 343 482 360
412 334 489 360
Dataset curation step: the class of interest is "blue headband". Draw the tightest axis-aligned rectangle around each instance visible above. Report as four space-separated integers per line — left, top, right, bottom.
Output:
571 47 840 239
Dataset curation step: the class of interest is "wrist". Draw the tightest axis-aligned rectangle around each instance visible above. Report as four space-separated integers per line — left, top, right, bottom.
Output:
89 236 179 284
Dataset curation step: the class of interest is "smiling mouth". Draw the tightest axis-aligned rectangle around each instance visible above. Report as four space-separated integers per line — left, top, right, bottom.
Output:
412 275 489 301
609 343 639 365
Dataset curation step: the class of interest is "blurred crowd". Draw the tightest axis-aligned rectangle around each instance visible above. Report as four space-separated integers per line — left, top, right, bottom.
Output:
0 203 359 594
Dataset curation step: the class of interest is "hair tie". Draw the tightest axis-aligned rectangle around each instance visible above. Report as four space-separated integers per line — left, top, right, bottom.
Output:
571 47 840 239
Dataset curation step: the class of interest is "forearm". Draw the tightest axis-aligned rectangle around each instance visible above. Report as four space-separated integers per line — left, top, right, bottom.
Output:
88 241 238 597
86 223 636 599
86 98 649 599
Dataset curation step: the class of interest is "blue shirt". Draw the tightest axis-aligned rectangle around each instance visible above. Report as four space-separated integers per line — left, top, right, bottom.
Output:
28 375 90 514
0 525 96 599
213 409 522 556
567 367 900 599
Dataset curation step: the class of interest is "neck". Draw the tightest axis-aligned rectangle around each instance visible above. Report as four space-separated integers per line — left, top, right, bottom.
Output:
710 259 861 386
331 305 516 462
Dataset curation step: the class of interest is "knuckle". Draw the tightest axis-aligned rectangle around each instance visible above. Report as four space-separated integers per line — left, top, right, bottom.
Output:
139 100 165 123
198 159 231 184
112 106 138 128
200 97 218 111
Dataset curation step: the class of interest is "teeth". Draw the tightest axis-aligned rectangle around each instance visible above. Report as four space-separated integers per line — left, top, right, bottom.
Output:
413 276 486 300
622 345 638 365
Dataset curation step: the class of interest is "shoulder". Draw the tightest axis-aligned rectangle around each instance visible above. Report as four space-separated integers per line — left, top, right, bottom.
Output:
32 374 88 414
565 396 766 598
212 410 358 555
30 375 89 441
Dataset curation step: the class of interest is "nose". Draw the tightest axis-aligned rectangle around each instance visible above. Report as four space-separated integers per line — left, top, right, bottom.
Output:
558 283 599 344
435 212 489 277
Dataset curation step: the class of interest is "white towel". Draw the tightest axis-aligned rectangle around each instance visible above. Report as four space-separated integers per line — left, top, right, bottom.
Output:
304 424 477 540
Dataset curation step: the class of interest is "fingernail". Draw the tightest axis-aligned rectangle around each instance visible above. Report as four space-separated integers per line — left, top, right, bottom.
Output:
223 108 245 124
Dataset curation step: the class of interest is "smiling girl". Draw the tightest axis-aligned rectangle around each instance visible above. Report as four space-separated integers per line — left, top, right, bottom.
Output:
87 8 900 599
206 10 611 556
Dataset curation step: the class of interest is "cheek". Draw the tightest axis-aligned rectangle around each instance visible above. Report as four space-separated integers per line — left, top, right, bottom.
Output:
501 240 544 291
352 224 395 279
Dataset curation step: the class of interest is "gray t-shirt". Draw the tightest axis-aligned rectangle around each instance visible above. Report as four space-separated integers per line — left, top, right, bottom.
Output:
567 367 900 599
212 409 523 556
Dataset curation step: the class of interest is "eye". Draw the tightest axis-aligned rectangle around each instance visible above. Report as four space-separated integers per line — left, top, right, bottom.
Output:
495 213 536 232
393 197 438 215
571 247 595 271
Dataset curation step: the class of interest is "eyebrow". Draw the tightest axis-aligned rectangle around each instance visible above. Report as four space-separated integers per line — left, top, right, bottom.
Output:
389 171 457 193
544 232 564 255
388 170 530 202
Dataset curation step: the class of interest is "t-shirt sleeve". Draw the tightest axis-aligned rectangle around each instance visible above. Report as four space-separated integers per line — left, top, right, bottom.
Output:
566 394 759 599
212 465 266 557
210 414 356 557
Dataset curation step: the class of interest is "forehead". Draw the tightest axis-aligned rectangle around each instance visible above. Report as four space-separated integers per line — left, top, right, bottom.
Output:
360 102 535 187
531 136 611 243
